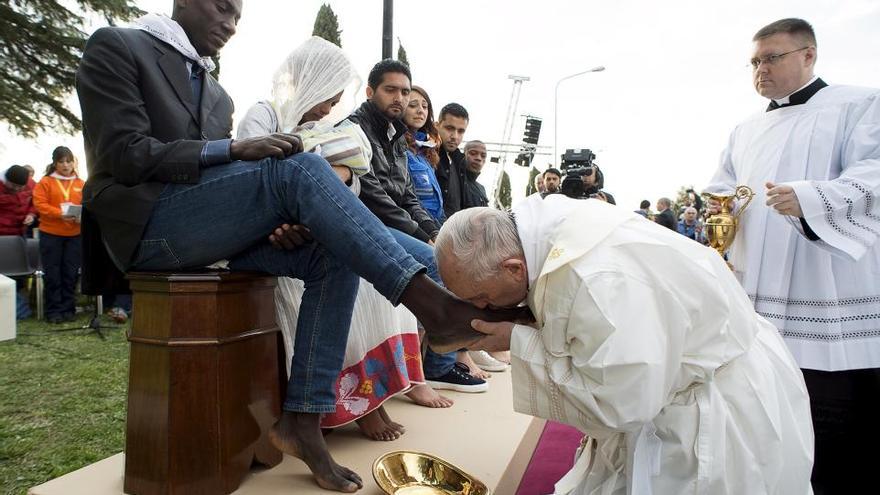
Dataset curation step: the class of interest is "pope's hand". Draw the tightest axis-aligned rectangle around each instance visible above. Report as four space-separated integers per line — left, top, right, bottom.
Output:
765 181 803 217
470 319 514 352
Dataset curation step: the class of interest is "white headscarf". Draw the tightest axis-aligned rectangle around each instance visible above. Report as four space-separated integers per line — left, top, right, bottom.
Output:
132 13 216 72
270 36 361 133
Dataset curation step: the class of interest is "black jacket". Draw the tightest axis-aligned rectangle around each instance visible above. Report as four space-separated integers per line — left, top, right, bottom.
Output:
346 102 439 242
655 208 677 231
436 148 467 219
462 170 489 209
76 27 234 291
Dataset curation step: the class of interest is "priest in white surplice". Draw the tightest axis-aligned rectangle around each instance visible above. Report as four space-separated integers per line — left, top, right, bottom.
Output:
434 198 813 495
705 18 880 493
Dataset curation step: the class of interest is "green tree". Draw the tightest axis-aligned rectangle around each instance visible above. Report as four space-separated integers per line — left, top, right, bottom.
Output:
0 0 142 137
312 4 342 47
397 37 409 66
495 171 512 210
525 166 540 196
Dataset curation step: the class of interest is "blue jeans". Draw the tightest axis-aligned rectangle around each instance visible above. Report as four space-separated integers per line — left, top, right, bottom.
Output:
130 154 424 413
40 232 81 319
387 229 457 379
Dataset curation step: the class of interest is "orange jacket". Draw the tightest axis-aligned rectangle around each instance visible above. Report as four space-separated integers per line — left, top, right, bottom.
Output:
33 175 84 237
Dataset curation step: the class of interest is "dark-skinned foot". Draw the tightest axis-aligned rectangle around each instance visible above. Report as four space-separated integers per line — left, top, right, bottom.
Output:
269 412 363 492
399 275 534 353
355 408 401 441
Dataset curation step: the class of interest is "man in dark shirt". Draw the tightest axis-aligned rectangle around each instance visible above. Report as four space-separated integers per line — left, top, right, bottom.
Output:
462 140 489 208
435 103 469 218
655 197 677 230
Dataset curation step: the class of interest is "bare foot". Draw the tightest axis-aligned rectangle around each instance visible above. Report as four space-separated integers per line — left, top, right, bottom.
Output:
406 383 454 408
270 412 363 492
457 351 491 380
377 406 406 435
489 350 511 364
355 408 401 441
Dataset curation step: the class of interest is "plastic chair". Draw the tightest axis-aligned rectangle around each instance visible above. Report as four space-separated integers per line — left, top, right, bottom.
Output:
0 235 35 277
25 238 44 320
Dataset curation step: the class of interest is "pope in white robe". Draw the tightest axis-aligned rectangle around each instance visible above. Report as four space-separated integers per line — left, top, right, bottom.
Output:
435 196 813 494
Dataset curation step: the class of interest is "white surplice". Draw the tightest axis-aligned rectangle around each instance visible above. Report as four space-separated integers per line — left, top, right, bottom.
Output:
706 84 880 371
510 195 813 495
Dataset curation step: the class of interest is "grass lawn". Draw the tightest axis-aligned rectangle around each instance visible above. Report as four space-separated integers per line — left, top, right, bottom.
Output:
0 313 129 495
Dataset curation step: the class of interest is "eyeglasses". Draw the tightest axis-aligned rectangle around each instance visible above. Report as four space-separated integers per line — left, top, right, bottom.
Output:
749 47 811 69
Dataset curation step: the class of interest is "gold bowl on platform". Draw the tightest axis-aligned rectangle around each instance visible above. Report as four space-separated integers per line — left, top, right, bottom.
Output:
372 450 490 495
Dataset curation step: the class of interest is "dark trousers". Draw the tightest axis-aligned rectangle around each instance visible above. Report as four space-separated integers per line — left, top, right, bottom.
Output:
40 232 81 319
802 368 880 494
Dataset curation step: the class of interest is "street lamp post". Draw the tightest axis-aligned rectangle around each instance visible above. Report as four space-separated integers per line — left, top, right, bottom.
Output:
553 66 605 165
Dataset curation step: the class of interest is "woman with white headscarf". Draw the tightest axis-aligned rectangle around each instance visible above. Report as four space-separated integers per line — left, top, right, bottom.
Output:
238 36 433 442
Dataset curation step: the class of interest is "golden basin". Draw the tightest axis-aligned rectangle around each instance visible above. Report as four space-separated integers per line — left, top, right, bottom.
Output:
372 450 491 495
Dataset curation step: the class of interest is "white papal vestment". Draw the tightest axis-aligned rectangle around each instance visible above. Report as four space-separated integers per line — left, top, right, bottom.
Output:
510 195 813 494
706 85 880 371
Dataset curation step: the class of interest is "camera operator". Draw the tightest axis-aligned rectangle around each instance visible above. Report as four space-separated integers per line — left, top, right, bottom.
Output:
541 168 562 198
556 149 616 204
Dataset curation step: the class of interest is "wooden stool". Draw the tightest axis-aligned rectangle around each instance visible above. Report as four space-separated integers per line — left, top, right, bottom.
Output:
123 272 283 495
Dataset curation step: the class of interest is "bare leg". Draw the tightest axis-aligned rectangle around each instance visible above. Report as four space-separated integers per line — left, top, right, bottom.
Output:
405 383 454 408
269 412 363 492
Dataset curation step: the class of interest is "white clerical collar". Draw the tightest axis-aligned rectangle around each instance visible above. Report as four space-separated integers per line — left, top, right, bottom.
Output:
772 75 818 106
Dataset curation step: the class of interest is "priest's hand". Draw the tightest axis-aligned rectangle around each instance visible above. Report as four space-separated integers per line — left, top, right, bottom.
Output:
470 320 514 352
269 223 313 250
765 181 803 217
706 198 721 215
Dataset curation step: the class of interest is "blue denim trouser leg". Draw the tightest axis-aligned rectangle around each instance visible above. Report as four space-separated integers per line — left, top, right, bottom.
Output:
386 228 457 378
130 154 424 412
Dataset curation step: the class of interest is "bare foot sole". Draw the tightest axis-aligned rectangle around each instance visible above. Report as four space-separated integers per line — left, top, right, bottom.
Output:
270 412 363 492
355 408 401 441
406 383 454 408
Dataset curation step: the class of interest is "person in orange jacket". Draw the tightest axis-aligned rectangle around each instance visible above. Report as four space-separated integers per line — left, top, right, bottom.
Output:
33 146 84 323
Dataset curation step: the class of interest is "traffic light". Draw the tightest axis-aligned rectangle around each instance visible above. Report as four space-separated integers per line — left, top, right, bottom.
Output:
522 117 542 145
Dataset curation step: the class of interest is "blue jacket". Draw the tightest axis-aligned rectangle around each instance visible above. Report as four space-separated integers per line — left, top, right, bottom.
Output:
406 134 445 224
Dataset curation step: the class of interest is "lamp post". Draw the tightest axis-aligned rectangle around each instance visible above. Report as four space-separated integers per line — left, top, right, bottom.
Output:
553 66 605 165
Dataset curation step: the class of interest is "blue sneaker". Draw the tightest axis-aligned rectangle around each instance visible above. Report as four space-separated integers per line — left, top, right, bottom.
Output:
426 362 488 393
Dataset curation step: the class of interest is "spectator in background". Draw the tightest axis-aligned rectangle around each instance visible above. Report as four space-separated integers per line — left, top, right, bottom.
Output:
461 140 489 209
21 165 39 237
533 172 546 195
435 103 469 219
654 197 676 230
677 207 704 243
1 165 37 236
635 199 651 218
404 85 445 225
33 146 84 323
541 168 561 197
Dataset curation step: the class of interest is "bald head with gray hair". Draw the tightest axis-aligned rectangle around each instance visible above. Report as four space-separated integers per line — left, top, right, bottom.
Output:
435 207 525 282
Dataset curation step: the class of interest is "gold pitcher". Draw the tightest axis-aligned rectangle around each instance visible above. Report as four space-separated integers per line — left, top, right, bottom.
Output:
702 185 755 269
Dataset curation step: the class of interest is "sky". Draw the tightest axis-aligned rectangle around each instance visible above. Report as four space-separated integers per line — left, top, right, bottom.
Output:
2 0 879 210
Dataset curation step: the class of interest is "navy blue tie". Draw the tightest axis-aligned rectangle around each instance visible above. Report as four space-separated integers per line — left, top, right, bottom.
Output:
190 65 203 110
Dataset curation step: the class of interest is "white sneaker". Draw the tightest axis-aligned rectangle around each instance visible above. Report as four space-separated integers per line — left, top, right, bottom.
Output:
469 350 508 372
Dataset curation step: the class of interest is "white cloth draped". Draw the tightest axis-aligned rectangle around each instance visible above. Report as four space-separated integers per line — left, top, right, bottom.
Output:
510 196 813 494
706 84 880 371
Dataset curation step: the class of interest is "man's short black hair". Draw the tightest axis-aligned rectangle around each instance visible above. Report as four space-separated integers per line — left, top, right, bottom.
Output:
438 102 469 122
753 18 816 47
368 59 412 90
544 168 562 178
640 200 651 209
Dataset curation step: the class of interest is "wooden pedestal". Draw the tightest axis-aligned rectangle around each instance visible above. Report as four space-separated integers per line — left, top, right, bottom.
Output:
123 272 283 495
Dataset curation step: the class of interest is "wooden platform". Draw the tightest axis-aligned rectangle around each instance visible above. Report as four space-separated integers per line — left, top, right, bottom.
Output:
29 370 544 495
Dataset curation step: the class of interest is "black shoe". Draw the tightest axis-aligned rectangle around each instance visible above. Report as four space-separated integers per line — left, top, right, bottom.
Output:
425 363 488 393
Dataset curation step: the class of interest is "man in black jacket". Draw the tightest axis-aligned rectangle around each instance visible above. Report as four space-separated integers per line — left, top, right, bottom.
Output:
655 197 677 230
436 103 470 219
462 140 489 208
344 60 439 243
